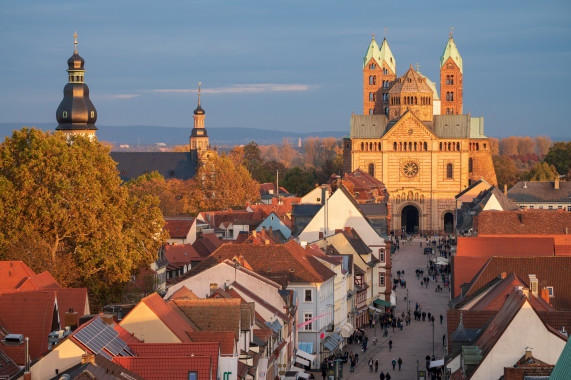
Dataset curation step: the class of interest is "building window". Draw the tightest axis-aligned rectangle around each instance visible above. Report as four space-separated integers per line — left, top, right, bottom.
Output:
549 205 553 210
369 75 373 85
446 163 453 179
369 92 373 101
468 158 473 173
305 289 312 302
424 142 428 151
539 206 544 209
188 372 198 380
210 283 218 295
568 206 571 211
369 109 373 115
379 273 385 286
373 76 377 85
394 142 397 151
63 111 68 118
547 286 554 297
385 107 389 115
530 206 534 209
379 249 385 263
304 313 313 331
368 163 374 177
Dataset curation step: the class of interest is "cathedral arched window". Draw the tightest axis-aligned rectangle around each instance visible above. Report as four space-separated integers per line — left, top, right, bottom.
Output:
394 142 397 151
451 109 454 115
446 75 450 85
439 142 442 151
469 158 473 173
403 142 407 151
476 143 479 151
369 92 373 101
378 142 382 150
414 142 417 151
457 142 460 150
447 163 453 179
448 142 451 151
451 75 454 85
90 111 94 118
361 142 364 151
409 142 412 151
446 92 450 101
415 97 418 105
369 76 373 85
370 142 373 151
369 109 373 115
424 142 428 151
373 93 376 101
450 92 454 101
368 163 375 177
399 142 402 151
373 76 377 85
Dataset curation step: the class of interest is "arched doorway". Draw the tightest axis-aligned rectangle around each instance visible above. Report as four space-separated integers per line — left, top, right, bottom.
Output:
444 212 454 233
401 205 419 234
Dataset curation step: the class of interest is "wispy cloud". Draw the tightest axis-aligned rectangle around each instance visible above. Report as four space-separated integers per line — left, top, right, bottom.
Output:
98 94 141 99
151 83 317 95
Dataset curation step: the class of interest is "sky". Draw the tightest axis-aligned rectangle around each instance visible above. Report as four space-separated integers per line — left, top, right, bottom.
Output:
0 0 570 139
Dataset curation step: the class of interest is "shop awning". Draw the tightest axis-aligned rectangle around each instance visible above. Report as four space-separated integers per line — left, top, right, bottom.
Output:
430 359 444 368
368 305 384 313
297 343 315 360
340 322 354 338
373 299 391 307
295 356 310 367
322 333 342 351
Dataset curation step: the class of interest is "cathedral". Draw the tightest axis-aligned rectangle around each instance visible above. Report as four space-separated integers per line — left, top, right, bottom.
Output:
55 34 209 181
343 33 497 234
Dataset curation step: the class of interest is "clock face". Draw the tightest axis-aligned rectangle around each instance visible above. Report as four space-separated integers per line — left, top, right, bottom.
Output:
402 161 419 178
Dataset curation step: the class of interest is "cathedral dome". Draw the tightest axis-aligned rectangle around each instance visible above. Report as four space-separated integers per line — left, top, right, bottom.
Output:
67 53 85 70
194 104 205 115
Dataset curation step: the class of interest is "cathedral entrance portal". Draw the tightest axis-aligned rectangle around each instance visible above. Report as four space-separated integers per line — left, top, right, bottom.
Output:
444 212 454 234
401 205 419 234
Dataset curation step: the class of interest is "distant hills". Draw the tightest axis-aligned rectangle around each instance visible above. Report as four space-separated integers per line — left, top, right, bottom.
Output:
0 123 347 147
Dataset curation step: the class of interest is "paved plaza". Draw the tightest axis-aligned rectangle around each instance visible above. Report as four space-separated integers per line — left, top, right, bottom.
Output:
343 236 450 380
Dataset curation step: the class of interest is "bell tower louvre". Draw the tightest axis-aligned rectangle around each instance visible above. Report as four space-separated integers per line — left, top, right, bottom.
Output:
55 32 98 138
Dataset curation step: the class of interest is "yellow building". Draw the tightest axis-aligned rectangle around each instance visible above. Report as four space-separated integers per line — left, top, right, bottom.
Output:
343 35 497 234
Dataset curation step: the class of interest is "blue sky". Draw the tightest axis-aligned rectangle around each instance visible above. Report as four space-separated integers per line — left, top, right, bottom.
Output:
0 0 570 139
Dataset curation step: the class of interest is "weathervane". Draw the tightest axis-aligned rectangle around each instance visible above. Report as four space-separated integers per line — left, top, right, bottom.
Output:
450 26 454 38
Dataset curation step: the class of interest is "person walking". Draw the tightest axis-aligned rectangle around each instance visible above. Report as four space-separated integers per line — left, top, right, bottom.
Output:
391 359 396 370
379 372 385 380
368 358 373 372
440 314 443 324
388 339 392 351
397 357 402 371
375 360 379 372
385 373 391 380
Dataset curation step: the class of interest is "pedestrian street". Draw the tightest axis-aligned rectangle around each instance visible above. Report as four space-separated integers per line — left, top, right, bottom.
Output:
342 236 450 380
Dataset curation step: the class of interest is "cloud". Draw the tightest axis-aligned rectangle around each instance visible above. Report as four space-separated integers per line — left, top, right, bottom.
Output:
151 83 317 95
98 94 140 99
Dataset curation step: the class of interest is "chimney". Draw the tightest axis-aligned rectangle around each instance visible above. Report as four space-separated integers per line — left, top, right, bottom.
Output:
529 274 538 298
555 177 560 190
504 184 507 195
522 288 530 299
252 230 257 238
541 288 551 305
82 353 96 364
524 349 532 360
65 308 79 331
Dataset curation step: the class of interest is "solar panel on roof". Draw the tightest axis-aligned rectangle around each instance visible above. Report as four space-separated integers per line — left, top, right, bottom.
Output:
73 317 132 358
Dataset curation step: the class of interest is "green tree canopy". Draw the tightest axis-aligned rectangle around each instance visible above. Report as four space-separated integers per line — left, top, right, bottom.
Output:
283 166 318 197
544 141 571 176
0 128 167 305
521 162 559 182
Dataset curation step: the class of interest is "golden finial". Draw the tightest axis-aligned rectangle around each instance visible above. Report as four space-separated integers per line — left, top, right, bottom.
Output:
372 33 375 40
384 28 387 37
198 81 202 106
450 26 454 38
415 62 421 72
73 31 78 54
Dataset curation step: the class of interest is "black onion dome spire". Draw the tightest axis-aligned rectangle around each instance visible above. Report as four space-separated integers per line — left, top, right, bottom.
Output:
194 82 205 115
56 32 97 131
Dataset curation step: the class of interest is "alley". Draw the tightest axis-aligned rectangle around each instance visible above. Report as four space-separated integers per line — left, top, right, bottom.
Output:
343 236 450 380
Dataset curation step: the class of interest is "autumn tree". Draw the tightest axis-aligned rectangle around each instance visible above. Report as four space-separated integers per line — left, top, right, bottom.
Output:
279 138 301 167
492 155 520 189
189 152 260 210
489 138 500 155
544 141 571 175
521 162 559 181
125 172 189 216
534 136 552 156
0 128 167 305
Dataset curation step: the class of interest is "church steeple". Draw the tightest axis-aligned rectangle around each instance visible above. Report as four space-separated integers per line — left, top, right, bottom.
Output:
440 30 463 115
56 32 98 137
190 82 209 153
363 32 397 116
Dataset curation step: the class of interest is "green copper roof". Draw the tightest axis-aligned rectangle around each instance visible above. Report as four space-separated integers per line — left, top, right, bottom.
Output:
363 37 396 74
440 36 463 74
417 71 440 100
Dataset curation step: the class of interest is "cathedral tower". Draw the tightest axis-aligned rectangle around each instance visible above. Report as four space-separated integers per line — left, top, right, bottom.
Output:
363 35 396 115
56 32 97 138
440 32 463 115
190 82 209 154
388 65 434 122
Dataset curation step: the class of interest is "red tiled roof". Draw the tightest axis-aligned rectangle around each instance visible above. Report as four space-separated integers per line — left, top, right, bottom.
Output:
457 236 555 257
129 342 218 379
452 256 496 298
0 261 36 289
187 331 236 355
169 286 200 300
0 291 56 364
446 309 497 351
259 183 289 195
122 293 194 342
231 282 290 322
193 233 223 258
253 328 273 344
165 244 201 264
476 210 571 235
164 218 195 239
53 288 89 324
173 298 242 339
0 348 20 379
113 356 212 380
176 241 335 288
18 271 60 290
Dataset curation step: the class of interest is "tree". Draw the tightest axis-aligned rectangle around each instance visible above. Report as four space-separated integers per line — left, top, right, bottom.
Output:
125 172 189 216
279 138 301 167
544 141 571 176
516 136 536 156
0 128 167 305
282 166 318 197
189 152 260 210
534 136 552 156
499 136 519 156
521 162 559 181
492 155 520 189
171 144 190 152
489 138 500 155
